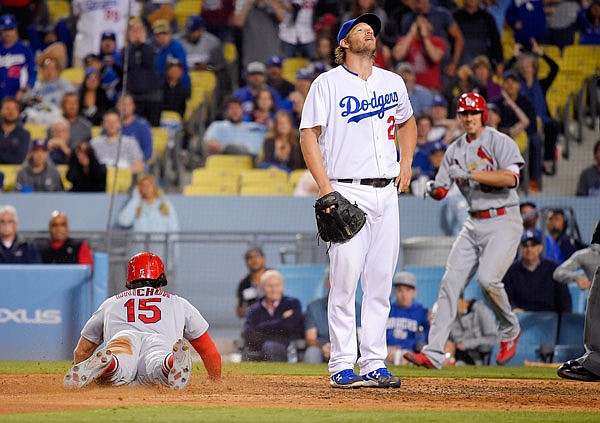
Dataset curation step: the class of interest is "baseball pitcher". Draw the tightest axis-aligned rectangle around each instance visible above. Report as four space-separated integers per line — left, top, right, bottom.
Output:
64 252 222 389
405 92 523 369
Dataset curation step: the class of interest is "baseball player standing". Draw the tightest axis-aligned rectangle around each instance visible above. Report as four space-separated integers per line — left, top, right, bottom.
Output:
404 92 523 369
300 13 417 388
64 252 221 388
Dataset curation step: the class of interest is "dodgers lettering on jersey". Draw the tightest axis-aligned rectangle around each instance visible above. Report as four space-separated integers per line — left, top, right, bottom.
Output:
386 302 429 350
435 126 524 211
300 66 413 179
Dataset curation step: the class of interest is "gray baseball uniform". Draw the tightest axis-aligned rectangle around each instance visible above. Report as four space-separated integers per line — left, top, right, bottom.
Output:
423 126 524 368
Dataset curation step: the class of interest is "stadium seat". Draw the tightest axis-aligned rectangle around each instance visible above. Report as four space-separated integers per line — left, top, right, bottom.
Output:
47 0 70 21
91 126 102 139
240 168 289 186
190 167 242 187
60 67 85 87
275 264 328 311
282 57 309 83
504 311 559 366
150 127 169 162
23 123 48 140
223 43 237 65
55 164 71 191
568 284 589 313
0 164 20 191
538 45 561 79
105 167 133 193
174 0 199 29
182 184 238 196
239 183 294 196
205 154 253 170
289 169 306 187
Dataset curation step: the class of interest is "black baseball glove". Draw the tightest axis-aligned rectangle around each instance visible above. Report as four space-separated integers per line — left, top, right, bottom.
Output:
314 191 367 243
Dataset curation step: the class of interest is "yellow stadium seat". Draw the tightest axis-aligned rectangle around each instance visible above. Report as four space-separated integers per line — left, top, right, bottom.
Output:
240 183 294 196
223 43 237 65
47 0 70 21
183 184 238 196
174 0 200 29
240 168 289 187
60 67 85 87
289 169 307 187
160 110 182 126
23 123 48 140
0 164 21 191
105 167 133 193
283 57 309 83
537 45 561 79
561 45 600 77
205 154 253 170
190 167 242 187
150 127 169 162
189 70 217 97
55 164 72 191
91 125 102 139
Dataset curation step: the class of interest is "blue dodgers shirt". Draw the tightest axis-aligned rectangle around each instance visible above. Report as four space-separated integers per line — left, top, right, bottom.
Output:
386 301 429 351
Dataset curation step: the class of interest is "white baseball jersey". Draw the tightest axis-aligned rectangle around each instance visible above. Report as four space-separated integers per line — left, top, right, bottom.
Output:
80 287 209 347
300 65 413 179
73 0 140 61
435 127 524 211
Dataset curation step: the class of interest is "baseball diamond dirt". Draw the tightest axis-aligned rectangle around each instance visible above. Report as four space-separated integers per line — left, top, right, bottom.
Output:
1 374 599 414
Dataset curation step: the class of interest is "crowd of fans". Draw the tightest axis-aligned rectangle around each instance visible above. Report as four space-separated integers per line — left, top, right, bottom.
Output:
0 0 598 195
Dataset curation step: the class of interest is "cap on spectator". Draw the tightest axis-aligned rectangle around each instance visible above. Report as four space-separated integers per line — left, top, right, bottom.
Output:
313 62 327 74
0 14 17 30
432 95 448 107
84 53 101 64
185 15 205 32
393 271 417 289
503 70 520 82
314 13 337 33
246 61 266 75
166 56 182 68
152 19 171 35
101 31 116 41
395 62 414 75
337 13 381 45
487 102 500 115
84 67 99 78
521 231 542 246
31 138 49 151
296 68 312 81
429 140 447 154
266 56 283 68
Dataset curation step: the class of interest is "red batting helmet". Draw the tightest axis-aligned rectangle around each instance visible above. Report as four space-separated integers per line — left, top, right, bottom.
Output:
127 252 167 289
456 92 487 124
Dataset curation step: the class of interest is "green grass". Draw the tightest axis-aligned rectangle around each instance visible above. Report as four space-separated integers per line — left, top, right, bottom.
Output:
0 361 560 380
0 407 598 423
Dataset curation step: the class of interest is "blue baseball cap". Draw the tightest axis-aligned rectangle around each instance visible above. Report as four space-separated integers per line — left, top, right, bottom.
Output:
31 138 49 151
101 31 116 41
266 56 283 68
432 95 448 107
185 15 205 32
429 140 447 153
521 230 541 245
503 70 521 82
0 14 17 30
296 69 312 81
337 13 381 45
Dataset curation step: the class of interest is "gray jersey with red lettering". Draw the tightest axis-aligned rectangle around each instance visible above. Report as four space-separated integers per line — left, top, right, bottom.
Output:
435 127 524 212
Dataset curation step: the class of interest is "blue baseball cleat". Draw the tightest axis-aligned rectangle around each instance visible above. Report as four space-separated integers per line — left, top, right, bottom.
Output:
330 369 364 388
362 367 401 388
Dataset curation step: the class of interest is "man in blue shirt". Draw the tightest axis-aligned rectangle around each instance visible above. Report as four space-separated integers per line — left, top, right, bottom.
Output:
152 19 190 90
0 14 37 101
117 93 153 163
386 271 430 364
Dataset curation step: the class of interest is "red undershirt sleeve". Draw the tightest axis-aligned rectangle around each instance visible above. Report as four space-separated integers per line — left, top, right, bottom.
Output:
189 332 222 381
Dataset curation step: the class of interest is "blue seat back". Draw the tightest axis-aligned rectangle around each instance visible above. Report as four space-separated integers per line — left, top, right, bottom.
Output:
568 284 588 314
276 264 328 311
502 312 559 366
557 313 585 345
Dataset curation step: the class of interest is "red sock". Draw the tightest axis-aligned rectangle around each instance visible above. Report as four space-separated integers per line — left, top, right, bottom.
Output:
162 353 174 377
101 356 118 377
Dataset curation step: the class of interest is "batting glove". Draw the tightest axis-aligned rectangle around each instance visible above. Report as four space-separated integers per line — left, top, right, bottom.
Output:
424 180 436 198
448 164 471 180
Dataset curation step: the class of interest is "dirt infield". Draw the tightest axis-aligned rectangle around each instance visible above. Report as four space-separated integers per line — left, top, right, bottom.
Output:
2 374 600 415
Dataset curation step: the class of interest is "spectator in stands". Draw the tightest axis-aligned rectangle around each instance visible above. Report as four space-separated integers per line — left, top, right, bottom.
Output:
396 62 434 117
505 0 547 46
427 140 446 180
446 292 498 366
72 0 139 66
236 246 268 318
453 0 502 69
178 15 225 73
91 110 144 175
508 40 560 177
233 0 284 68
117 93 153 164
245 88 277 127
491 71 540 192
99 30 122 70
401 0 464 80
487 90 529 143
161 58 189 119
386 271 430 364
265 56 295 101
84 50 121 105
429 95 460 144
503 231 572 314
201 0 235 42
0 14 37 101
0 204 42 263
412 114 436 178
34 32 68 79
471 55 501 101
61 93 92 149
0 96 30 164
47 117 71 164
546 208 586 261
554 240 600 292
278 0 317 59
380 0 415 48
303 267 362 363
15 138 63 192
22 57 72 125
117 173 179 233
123 18 162 126
545 0 579 48
312 35 335 72
258 111 304 172
242 270 304 362
0 1 34 41
393 14 446 92
203 96 268 158
78 67 111 126
152 19 191 91
38 211 93 265
66 141 106 192
482 0 514 38
234 61 283 117
576 140 600 196
520 201 563 264
577 0 600 45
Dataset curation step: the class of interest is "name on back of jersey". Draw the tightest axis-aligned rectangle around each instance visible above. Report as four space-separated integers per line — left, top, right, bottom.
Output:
116 288 172 299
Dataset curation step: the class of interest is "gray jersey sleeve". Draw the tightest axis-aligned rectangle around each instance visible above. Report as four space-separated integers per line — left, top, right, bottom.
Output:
492 130 525 169
80 298 109 345
181 297 210 341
